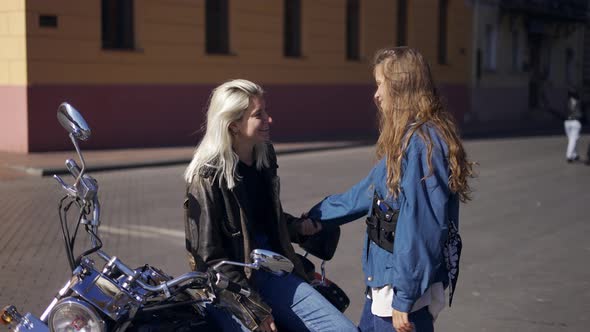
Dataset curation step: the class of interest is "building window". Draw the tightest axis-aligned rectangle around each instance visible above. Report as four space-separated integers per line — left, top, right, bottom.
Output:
39 14 58 28
541 45 552 80
284 0 301 57
565 48 574 85
346 0 360 60
102 0 134 50
206 0 229 54
484 24 497 70
397 0 407 46
437 0 448 64
511 29 520 71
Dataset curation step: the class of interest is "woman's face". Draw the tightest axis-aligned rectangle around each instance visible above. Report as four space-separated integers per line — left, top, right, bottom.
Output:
373 64 389 110
232 95 272 145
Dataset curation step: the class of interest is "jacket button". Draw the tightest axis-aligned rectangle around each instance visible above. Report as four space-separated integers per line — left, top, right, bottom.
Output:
368 276 373 281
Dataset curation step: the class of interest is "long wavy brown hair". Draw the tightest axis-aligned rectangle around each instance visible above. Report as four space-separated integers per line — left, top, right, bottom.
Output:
373 47 475 202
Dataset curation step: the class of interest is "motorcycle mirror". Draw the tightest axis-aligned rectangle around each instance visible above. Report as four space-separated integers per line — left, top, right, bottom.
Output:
57 102 91 141
250 249 294 276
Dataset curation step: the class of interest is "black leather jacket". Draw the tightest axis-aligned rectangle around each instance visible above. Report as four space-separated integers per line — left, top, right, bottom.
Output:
184 145 308 330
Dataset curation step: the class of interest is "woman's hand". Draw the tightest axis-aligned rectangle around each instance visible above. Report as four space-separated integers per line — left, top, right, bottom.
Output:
392 309 413 332
256 314 277 332
297 217 322 236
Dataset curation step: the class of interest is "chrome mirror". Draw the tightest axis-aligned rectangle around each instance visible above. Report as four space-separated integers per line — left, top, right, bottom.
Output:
250 249 293 276
57 102 91 141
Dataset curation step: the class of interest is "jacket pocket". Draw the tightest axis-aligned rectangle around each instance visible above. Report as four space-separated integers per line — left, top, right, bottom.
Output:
218 291 272 331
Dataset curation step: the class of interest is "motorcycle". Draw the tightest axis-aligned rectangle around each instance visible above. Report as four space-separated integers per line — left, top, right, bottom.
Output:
0 103 297 332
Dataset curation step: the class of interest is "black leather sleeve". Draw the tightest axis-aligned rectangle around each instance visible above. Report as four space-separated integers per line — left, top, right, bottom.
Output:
185 177 228 273
284 212 304 244
184 176 272 330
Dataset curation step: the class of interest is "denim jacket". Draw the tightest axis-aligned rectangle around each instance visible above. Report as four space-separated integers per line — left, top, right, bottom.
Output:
308 126 459 312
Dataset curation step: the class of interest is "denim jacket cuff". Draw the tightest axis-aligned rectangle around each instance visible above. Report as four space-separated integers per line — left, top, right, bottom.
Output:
392 294 414 313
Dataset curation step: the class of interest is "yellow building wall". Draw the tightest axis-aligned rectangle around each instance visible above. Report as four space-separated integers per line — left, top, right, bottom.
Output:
360 1 394 64
409 0 473 84
0 0 27 85
25 0 473 86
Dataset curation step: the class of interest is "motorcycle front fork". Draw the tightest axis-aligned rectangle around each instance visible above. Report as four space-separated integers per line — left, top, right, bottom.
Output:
39 277 76 322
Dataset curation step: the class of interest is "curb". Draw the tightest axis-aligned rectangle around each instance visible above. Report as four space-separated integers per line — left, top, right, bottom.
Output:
10 141 374 177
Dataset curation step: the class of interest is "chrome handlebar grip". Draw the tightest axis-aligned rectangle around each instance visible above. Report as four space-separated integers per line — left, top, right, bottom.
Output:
95 250 235 297
53 175 77 197
96 253 137 281
91 197 100 227
214 273 251 297
65 158 81 178
212 260 255 271
54 159 98 203
136 271 209 293
63 158 99 202
95 251 210 296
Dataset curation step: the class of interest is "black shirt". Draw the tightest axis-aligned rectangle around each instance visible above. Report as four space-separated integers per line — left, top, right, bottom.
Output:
237 161 276 250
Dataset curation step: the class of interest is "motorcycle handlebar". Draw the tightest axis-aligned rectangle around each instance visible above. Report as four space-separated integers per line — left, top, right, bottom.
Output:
225 280 251 297
65 158 81 179
213 272 252 297
93 252 249 297
135 270 250 297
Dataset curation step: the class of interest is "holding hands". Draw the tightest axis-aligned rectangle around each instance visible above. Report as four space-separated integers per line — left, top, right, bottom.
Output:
256 314 277 332
296 214 323 236
392 309 413 332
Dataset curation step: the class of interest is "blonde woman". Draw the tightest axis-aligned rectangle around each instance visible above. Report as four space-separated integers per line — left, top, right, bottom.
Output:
183 79 356 332
303 47 475 332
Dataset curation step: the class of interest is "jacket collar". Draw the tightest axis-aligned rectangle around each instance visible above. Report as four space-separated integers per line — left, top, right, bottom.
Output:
198 156 278 180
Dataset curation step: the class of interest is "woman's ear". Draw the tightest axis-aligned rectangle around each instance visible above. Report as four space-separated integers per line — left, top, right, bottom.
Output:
229 122 239 135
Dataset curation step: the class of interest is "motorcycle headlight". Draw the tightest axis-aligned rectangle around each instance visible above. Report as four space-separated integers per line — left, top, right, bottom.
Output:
49 297 105 332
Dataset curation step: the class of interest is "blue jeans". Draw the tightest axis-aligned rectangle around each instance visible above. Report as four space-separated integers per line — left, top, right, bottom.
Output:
206 270 357 331
358 298 433 332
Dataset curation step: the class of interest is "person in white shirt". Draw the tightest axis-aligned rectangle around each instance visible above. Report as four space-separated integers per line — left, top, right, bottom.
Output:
564 88 583 163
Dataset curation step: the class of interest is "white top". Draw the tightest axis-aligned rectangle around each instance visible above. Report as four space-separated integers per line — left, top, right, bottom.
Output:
368 282 446 320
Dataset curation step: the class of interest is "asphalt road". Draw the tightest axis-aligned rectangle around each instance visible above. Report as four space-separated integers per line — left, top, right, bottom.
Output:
1 135 589 331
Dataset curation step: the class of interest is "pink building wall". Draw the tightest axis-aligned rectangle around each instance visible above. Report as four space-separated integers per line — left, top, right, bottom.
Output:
24 83 468 152
0 86 28 153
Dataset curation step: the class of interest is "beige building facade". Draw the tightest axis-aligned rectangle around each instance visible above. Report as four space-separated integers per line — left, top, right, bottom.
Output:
1 0 475 152
1 0 586 152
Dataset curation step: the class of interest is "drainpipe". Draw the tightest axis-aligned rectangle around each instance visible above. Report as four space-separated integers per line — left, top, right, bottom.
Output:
468 0 480 124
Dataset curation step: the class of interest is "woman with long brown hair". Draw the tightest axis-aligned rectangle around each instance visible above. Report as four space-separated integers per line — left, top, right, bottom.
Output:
303 47 475 331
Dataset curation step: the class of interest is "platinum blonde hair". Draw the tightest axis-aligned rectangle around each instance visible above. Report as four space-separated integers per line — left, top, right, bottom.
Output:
184 79 269 188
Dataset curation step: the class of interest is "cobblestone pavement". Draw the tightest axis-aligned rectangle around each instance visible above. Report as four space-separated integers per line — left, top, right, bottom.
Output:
1 135 590 331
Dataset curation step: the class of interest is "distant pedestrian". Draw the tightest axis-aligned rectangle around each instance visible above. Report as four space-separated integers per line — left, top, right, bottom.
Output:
564 88 583 163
